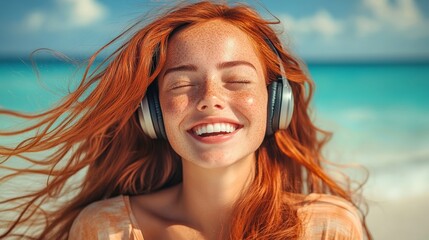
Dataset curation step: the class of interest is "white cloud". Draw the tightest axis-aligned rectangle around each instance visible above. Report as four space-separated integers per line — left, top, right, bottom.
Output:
25 11 45 31
23 0 107 32
61 0 107 27
355 16 380 36
355 0 428 37
280 10 344 39
364 0 422 29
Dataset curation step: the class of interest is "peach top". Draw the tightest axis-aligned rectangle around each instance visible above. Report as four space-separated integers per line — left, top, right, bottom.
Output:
69 193 363 240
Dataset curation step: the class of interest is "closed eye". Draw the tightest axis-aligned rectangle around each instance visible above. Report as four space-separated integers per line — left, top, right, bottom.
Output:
226 80 252 84
171 83 194 89
224 79 253 91
167 80 195 91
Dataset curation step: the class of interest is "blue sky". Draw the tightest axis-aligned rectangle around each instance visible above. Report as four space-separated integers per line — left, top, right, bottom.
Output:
1 0 428 61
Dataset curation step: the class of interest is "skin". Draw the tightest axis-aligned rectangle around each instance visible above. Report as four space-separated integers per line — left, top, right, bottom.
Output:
130 20 268 240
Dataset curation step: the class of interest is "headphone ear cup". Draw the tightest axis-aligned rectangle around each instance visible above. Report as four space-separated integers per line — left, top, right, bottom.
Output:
266 78 293 136
266 81 279 136
138 83 167 139
272 80 283 133
149 86 167 139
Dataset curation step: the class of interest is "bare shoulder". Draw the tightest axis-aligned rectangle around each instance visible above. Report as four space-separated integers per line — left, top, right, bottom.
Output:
298 193 361 219
296 193 364 240
69 196 132 239
80 195 126 215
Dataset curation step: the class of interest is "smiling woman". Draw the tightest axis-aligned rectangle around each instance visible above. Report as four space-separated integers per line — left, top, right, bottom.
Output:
157 20 268 170
0 1 371 240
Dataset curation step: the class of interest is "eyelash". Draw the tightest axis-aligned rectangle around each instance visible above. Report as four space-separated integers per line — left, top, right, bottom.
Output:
173 84 192 88
227 80 251 84
168 79 251 91
169 82 194 90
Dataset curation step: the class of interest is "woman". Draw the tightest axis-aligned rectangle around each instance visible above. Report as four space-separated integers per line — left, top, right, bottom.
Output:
0 1 371 239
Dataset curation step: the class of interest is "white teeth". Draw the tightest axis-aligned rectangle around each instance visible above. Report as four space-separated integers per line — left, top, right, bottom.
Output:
207 124 214 133
193 123 237 136
214 123 221 133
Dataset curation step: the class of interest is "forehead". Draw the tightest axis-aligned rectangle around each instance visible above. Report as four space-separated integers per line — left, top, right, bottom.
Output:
171 19 252 44
165 20 261 66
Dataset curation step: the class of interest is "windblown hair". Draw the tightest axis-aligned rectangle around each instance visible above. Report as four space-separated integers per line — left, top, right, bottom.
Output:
0 1 371 239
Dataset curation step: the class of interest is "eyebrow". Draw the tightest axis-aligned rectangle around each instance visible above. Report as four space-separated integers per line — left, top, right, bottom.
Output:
163 64 198 77
163 60 257 77
217 60 257 71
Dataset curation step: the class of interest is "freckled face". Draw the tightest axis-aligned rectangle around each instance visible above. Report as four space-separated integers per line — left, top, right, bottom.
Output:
158 20 267 169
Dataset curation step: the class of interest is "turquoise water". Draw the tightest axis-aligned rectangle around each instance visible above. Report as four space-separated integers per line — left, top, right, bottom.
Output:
0 60 82 112
310 63 429 200
1 60 429 200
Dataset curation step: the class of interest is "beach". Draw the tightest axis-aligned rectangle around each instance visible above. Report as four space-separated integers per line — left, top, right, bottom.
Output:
1 61 429 239
368 193 429 240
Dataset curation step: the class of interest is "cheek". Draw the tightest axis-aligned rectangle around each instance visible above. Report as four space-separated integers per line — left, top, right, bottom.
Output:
160 95 190 144
162 95 190 117
234 89 267 124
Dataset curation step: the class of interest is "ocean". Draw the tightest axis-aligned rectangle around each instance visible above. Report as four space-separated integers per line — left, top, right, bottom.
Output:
310 63 429 198
1 60 429 239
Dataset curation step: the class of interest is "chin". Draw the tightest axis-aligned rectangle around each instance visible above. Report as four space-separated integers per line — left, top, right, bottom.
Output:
183 151 256 170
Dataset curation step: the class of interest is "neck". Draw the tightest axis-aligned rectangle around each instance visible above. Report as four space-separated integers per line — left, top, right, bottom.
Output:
178 154 256 239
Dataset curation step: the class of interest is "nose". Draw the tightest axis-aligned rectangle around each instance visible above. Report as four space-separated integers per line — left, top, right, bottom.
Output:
196 80 225 112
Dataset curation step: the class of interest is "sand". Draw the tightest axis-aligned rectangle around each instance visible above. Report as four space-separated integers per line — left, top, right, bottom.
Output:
367 193 429 240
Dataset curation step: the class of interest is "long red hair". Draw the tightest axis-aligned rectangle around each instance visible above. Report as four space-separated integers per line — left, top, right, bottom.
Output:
0 1 371 239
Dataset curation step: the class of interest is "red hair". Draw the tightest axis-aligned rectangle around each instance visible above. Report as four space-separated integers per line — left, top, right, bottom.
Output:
0 1 371 239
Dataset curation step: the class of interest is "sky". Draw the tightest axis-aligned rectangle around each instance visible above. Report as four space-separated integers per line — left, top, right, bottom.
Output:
0 0 428 62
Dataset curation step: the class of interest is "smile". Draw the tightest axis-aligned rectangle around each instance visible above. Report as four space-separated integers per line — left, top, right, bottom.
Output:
190 122 241 137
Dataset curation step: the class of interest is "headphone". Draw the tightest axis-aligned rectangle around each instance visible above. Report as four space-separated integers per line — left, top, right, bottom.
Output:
137 39 294 139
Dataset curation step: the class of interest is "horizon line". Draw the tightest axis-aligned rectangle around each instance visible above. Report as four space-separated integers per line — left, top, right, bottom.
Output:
0 55 428 65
